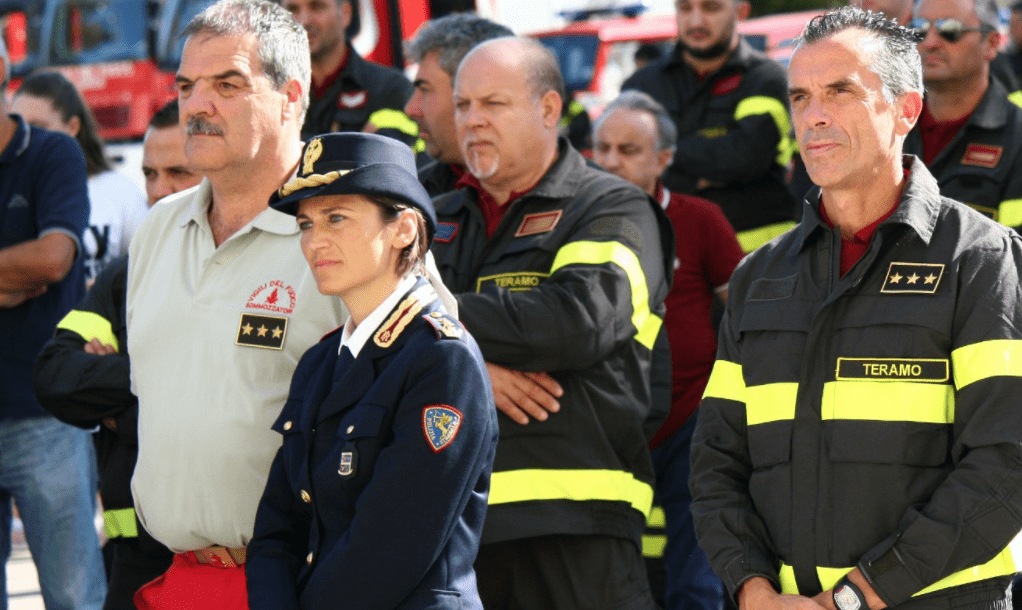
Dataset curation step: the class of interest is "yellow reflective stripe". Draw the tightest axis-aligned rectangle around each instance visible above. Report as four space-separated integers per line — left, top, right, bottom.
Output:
647 505 666 528
734 96 793 166
103 508 138 539
820 381 954 424
642 534 666 557
367 109 419 138
703 360 746 403
736 221 797 253
780 540 1018 597
1009 90 1022 109
413 138 426 154
746 383 798 426
549 240 662 350
952 340 1022 389
56 310 119 351
998 199 1022 228
489 469 654 516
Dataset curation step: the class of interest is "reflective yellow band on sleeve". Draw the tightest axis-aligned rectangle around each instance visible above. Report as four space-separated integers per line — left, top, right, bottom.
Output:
736 221 797 253
413 138 426 154
366 109 419 138
103 508 138 539
642 534 667 558
703 360 746 404
549 240 662 350
56 310 119 352
746 382 798 426
647 505 666 528
952 340 1022 389
997 199 1022 228
1009 90 1022 109
734 96 794 166
820 381 955 424
489 469 654 516
780 537 1019 597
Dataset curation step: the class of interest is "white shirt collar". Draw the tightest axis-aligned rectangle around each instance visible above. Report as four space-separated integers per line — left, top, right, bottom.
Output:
340 274 418 358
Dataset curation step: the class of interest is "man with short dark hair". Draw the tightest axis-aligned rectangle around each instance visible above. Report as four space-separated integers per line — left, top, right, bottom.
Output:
405 13 512 197
623 0 796 253
903 0 1022 230
141 100 200 206
284 0 418 144
692 8 1022 610
435 36 670 609
0 33 106 610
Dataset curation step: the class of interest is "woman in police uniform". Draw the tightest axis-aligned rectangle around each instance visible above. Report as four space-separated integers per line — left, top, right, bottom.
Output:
246 132 498 610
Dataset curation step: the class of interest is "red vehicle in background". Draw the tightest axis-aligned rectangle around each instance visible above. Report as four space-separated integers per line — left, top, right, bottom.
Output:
531 7 823 116
0 0 459 141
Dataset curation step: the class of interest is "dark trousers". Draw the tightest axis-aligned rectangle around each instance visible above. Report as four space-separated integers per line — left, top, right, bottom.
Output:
476 534 658 610
103 523 174 610
645 415 723 610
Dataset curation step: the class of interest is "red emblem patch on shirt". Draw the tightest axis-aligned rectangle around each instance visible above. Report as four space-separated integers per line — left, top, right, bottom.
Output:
338 90 368 109
712 74 742 96
961 144 1002 168
422 405 463 452
246 281 297 314
515 210 563 237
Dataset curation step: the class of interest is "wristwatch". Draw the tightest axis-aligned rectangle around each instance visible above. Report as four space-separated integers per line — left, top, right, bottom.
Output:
833 575 868 610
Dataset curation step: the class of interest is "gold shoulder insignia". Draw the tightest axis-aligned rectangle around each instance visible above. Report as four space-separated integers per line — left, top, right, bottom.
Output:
302 138 324 176
423 311 464 340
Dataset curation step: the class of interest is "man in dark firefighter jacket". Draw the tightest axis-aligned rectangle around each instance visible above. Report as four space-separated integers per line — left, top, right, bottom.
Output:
284 0 418 145
622 0 797 253
691 8 1022 610
33 102 201 610
433 37 671 609
903 0 1022 230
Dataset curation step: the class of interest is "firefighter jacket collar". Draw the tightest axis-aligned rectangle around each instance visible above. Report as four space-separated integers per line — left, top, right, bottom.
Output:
796 156 941 255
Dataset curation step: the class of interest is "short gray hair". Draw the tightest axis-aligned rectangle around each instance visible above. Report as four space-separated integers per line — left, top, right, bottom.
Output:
183 0 310 118
408 13 513 80
519 37 565 103
797 6 923 104
596 90 677 151
973 0 1000 31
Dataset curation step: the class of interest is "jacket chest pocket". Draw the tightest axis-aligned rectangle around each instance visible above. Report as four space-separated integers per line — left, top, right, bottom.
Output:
308 404 390 514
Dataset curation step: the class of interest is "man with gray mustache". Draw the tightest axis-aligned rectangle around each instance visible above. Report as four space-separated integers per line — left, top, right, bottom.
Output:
430 36 672 609
124 1 345 607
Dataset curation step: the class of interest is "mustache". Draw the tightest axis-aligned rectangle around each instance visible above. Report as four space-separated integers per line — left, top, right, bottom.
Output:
186 117 224 136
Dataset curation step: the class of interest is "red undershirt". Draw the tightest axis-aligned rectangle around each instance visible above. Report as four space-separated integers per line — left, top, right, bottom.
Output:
455 172 533 239
819 171 907 276
918 104 972 166
311 46 350 99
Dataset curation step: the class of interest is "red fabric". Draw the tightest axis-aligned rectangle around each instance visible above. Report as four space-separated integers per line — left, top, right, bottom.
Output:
650 186 745 448
919 104 971 166
819 191 899 277
134 552 249 610
311 45 351 99
455 172 531 239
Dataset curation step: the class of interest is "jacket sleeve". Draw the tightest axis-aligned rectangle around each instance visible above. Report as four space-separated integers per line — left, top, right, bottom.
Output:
689 281 784 601
33 256 134 428
671 67 792 185
298 339 497 610
366 72 418 147
858 233 1022 606
455 182 669 372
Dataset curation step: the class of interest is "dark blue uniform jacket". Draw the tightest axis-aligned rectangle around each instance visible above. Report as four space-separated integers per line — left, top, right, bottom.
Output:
247 279 498 610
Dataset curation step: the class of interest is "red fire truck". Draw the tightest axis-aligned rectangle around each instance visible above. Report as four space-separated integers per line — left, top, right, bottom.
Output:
0 0 457 141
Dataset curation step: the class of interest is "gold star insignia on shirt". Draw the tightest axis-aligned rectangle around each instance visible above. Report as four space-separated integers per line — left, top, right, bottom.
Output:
237 313 288 350
907 273 920 284
257 325 268 337
889 273 902 284
881 262 945 294
241 323 254 335
272 327 283 339
924 274 937 284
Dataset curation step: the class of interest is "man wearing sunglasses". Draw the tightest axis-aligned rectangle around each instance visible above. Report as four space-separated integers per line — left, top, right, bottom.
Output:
902 0 1022 230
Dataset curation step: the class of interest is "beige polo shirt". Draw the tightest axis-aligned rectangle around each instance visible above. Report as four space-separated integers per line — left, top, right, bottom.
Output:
126 179 347 552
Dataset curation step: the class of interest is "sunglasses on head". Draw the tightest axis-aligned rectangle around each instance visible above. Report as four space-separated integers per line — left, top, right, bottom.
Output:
909 18 993 43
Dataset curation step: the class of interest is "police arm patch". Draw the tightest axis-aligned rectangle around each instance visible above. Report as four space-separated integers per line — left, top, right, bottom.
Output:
422 405 463 452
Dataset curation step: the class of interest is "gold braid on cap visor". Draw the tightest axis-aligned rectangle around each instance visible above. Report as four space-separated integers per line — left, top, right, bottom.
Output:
278 169 352 198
